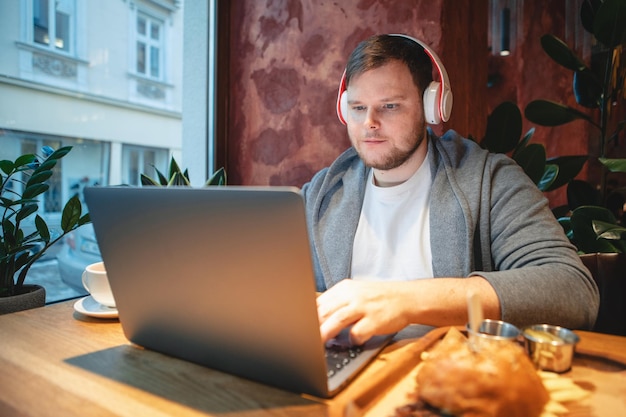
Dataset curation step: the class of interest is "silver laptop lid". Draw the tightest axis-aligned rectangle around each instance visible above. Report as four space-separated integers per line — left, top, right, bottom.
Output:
84 186 329 397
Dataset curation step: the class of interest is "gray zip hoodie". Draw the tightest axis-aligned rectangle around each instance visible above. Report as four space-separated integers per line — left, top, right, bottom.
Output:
302 129 598 330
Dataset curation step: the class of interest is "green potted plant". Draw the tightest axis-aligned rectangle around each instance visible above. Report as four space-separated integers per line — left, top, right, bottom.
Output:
491 0 626 336
479 101 587 197
1 146 91 314
140 156 226 187
523 0 626 253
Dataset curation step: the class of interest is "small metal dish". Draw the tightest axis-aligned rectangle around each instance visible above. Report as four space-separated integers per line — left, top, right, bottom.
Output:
522 324 580 372
466 319 521 347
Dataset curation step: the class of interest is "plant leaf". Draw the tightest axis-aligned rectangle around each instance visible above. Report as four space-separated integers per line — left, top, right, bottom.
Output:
156 168 168 185
26 170 53 187
537 164 559 191
593 220 626 240
512 128 535 159
0 160 14 175
168 171 191 186
557 216 573 239
599 157 626 173
0 197 16 207
35 215 50 242
32 159 57 174
573 69 602 108
78 213 91 226
540 34 587 71
14 251 30 272
552 204 571 219
592 0 626 48
168 157 182 179
45 146 73 162
580 0 602 34
2 219 16 244
60 195 82 232
14 154 36 168
22 183 49 200
206 167 227 186
567 179 602 210
481 101 522 154
543 155 588 191
570 206 621 253
140 173 160 186
513 143 546 185
15 204 38 222
525 99 597 127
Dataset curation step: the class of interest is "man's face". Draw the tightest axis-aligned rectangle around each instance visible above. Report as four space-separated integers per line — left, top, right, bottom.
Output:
344 60 427 171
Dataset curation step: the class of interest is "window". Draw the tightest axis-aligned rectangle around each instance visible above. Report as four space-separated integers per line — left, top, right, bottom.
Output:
0 129 109 219
122 145 169 185
136 13 164 80
33 0 75 54
1 0 217 304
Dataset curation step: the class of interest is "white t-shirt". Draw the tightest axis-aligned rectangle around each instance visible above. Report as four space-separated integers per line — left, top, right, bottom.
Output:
351 157 433 281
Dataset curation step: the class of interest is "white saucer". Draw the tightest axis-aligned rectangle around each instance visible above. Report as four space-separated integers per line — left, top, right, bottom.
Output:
74 296 118 319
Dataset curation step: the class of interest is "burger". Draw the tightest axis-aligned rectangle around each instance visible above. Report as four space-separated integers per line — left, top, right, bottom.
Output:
394 327 549 417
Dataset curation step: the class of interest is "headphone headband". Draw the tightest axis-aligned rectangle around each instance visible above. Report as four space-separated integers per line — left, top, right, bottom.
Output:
336 34 453 125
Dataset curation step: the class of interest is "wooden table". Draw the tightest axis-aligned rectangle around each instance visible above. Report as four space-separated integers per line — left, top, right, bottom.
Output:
1 301 625 417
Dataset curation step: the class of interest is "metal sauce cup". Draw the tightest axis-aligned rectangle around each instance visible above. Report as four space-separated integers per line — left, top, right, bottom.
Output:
466 319 521 347
522 324 580 373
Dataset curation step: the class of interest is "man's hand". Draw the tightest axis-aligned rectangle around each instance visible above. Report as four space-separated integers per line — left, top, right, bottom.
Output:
316 279 411 344
316 276 501 345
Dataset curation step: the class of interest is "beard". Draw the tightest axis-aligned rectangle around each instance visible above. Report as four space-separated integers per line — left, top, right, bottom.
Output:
354 126 426 171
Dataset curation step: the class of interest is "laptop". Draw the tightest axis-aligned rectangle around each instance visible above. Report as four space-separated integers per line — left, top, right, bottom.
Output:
83 186 392 398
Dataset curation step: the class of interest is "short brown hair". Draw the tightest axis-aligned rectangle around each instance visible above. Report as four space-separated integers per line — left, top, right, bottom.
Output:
345 34 433 95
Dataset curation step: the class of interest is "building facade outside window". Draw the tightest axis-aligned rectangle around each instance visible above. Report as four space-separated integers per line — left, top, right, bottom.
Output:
0 0 200 303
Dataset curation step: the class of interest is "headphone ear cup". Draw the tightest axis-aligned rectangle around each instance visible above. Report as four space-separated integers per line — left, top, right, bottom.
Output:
339 90 348 124
423 81 441 125
440 86 453 123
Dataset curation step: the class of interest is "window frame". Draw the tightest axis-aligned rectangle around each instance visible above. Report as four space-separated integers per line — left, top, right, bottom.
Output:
181 0 226 184
121 144 169 186
31 0 76 56
134 11 165 81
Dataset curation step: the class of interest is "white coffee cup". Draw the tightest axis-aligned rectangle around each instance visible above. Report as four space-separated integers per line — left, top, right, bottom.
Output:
82 262 116 308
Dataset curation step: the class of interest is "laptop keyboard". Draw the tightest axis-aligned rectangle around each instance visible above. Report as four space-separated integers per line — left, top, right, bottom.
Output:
324 329 395 393
325 342 364 378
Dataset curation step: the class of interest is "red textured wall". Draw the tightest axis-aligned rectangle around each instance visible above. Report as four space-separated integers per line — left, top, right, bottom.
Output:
224 0 609 209
226 0 486 188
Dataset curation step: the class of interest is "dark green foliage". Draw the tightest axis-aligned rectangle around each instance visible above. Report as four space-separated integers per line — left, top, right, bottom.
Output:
140 157 227 188
1 147 91 297
523 0 626 253
480 102 585 193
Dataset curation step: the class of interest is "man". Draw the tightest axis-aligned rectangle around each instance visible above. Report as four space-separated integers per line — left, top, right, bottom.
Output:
301 34 599 344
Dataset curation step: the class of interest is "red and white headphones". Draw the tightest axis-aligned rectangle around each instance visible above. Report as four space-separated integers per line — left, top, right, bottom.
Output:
336 34 453 125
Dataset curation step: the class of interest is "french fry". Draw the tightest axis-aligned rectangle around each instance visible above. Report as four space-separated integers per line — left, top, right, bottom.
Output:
538 370 560 379
525 328 564 343
542 377 579 391
537 369 591 414
543 400 569 414
550 387 591 403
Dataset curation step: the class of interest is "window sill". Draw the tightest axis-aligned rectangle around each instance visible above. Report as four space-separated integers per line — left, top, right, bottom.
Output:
128 72 174 89
15 41 89 66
